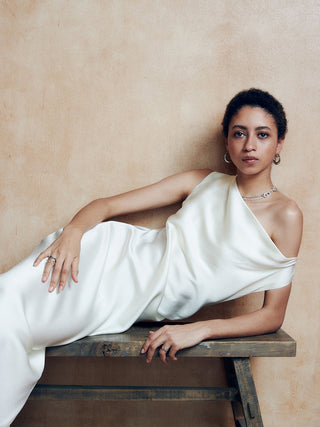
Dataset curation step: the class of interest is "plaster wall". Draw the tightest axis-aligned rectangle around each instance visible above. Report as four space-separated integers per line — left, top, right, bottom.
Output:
0 1 319 426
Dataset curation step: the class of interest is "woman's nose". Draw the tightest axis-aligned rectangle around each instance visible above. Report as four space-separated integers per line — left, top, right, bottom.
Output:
243 134 256 151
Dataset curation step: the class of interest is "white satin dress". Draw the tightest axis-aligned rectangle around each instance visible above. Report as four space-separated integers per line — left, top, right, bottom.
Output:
0 172 297 426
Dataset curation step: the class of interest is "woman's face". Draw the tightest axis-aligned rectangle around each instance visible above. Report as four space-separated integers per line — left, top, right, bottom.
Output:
226 106 284 176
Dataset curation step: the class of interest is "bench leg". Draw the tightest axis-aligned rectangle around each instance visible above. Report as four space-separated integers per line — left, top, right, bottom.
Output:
224 357 263 427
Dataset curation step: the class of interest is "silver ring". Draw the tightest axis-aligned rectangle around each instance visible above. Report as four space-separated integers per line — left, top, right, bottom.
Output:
161 346 169 352
47 256 57 264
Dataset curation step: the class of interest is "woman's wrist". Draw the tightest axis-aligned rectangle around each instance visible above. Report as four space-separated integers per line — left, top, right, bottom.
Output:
63 223 85 237
196 320 217 341
198 319 227 340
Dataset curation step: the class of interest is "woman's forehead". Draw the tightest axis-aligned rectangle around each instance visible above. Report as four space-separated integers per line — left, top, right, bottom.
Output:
230 106 277 128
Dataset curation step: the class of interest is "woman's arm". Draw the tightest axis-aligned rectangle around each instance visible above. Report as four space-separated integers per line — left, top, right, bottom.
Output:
33 168 212 292
142 200 303 365
141 284 291 364
63 168 212 234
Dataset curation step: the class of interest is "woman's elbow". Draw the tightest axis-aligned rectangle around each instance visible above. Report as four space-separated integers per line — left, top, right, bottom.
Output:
263 307 286 333
269 318 284 333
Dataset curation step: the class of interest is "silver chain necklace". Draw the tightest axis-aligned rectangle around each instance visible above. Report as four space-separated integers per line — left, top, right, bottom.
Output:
242 186 277 201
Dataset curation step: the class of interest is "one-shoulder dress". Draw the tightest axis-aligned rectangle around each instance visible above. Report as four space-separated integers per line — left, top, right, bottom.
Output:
0 172 297 426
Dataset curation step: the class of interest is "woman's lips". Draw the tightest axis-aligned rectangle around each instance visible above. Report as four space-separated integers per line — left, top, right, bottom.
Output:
242 156 258 164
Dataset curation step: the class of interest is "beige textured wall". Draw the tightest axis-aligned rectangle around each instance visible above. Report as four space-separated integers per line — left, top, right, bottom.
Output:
1 1 319 426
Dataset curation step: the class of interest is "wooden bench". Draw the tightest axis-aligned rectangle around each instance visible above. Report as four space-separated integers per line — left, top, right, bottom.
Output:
30 323 296 427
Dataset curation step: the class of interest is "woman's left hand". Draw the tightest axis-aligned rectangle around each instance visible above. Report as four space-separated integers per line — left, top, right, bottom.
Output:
141 322 209 365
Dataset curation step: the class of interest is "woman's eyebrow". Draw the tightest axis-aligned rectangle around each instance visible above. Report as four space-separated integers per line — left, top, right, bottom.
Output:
256 126 271 130
232 125 271 130
232 125 247 130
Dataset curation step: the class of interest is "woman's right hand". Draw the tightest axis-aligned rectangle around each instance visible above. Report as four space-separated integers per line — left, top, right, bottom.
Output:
33 226 83 293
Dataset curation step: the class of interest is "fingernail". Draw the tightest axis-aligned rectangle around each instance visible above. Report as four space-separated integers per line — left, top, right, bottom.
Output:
49 286 54 292
141 349 145 354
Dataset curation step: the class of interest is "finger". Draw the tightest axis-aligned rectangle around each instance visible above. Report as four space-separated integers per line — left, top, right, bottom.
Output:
41 256 57 283
71 257 79 283
33 249 51 267
57 258 73 292
144 338 159 363
145 335 168 364
147 326 166 341
48 259 63 292
159 346 169 365
146 346 156 364
33 240 57 267
168 346 178 361
140 337 151 355
141 330 160 354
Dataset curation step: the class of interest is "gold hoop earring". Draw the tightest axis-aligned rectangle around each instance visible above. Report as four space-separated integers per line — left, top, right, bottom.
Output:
273 154 281 165
224 152 232 164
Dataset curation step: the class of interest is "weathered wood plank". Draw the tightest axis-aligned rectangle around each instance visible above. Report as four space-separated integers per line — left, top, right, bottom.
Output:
30 385 240 402
30 326 296 426
232 358 263 427
224 358 247 426
45 326 296 358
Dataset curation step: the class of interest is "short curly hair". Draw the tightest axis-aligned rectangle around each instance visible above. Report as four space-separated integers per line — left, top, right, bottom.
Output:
222 88 287 139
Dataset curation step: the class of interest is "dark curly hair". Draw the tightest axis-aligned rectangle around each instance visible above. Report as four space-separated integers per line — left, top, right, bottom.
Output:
222 88 287 139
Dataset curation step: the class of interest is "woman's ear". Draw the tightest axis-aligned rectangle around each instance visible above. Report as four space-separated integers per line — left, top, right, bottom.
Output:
276 138 285 154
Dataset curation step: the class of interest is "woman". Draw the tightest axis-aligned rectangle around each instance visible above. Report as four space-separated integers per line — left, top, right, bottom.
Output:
0 88 302 426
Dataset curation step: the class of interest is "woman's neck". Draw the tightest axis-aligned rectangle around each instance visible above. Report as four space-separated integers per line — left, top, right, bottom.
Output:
236 172 275 198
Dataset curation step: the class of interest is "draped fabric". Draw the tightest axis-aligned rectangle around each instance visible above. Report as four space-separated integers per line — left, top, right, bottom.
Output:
0 172 296 426
158 172 297 319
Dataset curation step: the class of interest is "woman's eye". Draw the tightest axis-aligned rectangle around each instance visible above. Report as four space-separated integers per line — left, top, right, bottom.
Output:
258 132 269 139
234 131 245 138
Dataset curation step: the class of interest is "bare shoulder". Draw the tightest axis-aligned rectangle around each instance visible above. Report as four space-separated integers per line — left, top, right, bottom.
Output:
272 193 303 257
182 168 213 194
276 194 303 227
163 168 213 199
